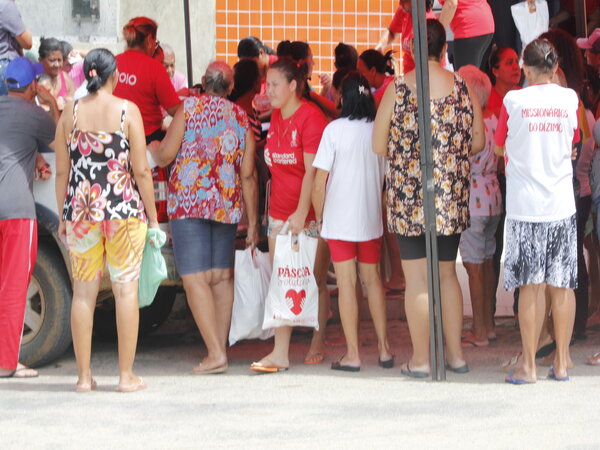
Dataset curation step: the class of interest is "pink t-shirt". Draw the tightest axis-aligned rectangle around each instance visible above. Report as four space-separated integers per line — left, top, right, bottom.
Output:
439 0 494 39
171 71 188 92
389 6 437 73
68 61 85 89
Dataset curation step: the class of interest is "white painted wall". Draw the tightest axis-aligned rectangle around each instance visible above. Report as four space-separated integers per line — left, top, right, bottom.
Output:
15 0 215 84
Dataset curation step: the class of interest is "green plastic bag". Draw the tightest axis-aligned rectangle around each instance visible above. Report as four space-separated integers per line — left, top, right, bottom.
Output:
138 227 168 308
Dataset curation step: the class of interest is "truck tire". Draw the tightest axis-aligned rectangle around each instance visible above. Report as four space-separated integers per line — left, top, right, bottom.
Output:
19 243 72 367
92 286 177 341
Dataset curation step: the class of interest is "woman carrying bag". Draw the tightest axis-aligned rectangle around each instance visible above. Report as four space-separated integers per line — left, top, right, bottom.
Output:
250 58 330 372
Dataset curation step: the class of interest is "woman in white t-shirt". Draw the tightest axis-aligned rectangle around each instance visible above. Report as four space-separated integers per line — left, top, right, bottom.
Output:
494 38 579 384
312 72 393 371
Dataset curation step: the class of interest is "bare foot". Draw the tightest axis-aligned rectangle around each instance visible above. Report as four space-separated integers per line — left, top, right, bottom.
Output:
305 334 326 364
304 349 325 364
254 352 289 369
192 355 227 373
117 376 146 393
76 378 97 393
539 351 574 368
505 368 536 384
335 354 361 368
378 343 393 363
0 363 39 378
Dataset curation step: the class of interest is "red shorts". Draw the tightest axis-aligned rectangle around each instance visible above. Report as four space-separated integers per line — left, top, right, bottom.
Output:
327 238 382 264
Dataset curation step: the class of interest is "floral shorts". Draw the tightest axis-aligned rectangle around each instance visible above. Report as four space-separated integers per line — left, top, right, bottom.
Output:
66 219 147 282
267 216 320 238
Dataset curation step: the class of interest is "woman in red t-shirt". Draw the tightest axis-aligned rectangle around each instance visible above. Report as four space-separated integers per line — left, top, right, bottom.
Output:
250 59 330 372
376 0 436 74
113 17 180 144
357 49 395 108
439 0 495 70
487 47 522 119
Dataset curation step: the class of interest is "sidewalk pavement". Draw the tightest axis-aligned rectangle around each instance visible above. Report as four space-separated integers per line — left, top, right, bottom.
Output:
2 305 600 448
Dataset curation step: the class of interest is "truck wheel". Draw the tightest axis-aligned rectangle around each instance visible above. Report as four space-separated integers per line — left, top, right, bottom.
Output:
92 286 177 341
19 243 72 368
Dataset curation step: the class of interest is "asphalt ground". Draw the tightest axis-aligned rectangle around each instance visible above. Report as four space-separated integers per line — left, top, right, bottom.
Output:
2 298 600 449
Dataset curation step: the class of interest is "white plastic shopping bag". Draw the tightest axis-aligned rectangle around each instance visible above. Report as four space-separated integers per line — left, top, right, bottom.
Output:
229 247 274 346
511 0 549 50
263 231 319 330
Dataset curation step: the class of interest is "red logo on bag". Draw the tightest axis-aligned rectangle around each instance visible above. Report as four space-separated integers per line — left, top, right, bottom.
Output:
285 289 306 315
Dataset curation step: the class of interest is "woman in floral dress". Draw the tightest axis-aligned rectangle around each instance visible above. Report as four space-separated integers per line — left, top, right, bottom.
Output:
150 61 258 374
55 49 159 393
373 19 484 378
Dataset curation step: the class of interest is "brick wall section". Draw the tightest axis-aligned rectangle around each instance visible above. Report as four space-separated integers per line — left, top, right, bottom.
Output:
216 0 402 86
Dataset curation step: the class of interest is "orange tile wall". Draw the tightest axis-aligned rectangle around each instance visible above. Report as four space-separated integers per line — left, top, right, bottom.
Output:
216 0 402 87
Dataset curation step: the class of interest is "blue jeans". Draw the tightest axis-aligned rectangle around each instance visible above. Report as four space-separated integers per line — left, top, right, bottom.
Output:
0 59 10 96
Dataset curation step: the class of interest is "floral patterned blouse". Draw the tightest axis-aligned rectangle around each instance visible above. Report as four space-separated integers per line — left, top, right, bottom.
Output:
386 74 473 236
63 101 146 222
167 95 249 224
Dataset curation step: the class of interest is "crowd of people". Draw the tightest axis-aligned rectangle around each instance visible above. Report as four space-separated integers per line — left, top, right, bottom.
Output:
3 0 600 391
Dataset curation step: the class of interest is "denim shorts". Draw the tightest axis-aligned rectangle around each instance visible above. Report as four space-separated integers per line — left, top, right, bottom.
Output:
171 218 238 275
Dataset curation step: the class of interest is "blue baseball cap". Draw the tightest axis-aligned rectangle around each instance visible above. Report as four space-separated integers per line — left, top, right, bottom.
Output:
5 57 44 89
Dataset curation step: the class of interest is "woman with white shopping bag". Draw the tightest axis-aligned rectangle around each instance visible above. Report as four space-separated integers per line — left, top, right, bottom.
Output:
312 72 393 372
250 58 331 373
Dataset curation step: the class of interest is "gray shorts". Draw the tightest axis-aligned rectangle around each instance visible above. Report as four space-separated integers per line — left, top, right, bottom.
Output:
503 215 577 290
459 215 501 264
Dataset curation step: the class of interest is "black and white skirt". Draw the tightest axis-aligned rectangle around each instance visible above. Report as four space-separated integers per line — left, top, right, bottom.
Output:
503 214 577 290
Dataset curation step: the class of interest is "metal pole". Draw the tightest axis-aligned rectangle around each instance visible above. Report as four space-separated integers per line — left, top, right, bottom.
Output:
574 0 587 37
411 0 446 381
183 0 194 86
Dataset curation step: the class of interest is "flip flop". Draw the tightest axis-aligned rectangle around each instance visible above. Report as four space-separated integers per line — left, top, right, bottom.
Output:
505 369 535 385
535 341 556 359
378 355 395 369
117 377 147 393
547 365 569 381
192 363 228 375
250 362 289 373
587 352 600 366
76 378 97 393
0 364 39 378
331 361 360 372
400 363 429 379
446 363 470 374
303 352 324 365
461 336 489 347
